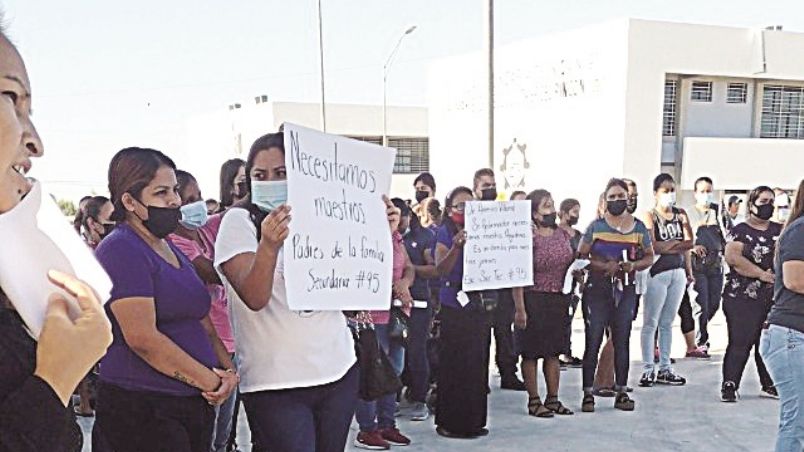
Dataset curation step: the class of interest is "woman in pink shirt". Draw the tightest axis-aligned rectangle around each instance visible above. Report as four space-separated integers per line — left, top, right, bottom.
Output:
353 202 416 450
169 170 236 452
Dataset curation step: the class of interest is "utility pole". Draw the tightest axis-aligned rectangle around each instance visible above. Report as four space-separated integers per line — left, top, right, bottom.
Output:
317 0 327 131
484 0 495 167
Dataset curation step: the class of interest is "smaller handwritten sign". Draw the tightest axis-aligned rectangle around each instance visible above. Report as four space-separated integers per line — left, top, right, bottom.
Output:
463 200 533 291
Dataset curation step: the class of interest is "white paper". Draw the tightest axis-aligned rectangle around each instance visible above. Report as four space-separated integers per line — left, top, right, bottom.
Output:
282 123 397 311
456 291 471 307
562 259 591 294
0 182 113 338
393 300 428 309
462 200 534 291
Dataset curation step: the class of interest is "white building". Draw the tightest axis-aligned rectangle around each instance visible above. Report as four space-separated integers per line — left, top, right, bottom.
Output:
428 19 804 222
182 100 428 201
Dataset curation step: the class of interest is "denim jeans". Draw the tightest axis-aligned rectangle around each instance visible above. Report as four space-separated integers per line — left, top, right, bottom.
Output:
211 354 238 452
642 268 687 373
582 280 637 391
406 307 433 403
691 263 724 347
760 325 804 452
241 365 358 452
355 324 406 432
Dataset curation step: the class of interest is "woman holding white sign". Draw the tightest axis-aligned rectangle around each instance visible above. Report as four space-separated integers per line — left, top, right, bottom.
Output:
215 132 361 452
433 187 491 439
513 189 575 418
0 21 113 452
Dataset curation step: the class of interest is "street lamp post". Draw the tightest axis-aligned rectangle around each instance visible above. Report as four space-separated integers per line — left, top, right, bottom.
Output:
382 25 417 148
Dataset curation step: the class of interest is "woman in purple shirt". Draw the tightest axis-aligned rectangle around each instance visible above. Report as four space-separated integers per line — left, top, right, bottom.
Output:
94 148 237 452
433 186 491 439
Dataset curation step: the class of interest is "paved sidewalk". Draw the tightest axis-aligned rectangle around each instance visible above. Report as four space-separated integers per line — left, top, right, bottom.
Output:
80 310 781 451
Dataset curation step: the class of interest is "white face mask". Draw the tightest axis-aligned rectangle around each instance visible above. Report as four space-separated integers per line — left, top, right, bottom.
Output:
695 192 714 207
778 207 791 222
658 192 676 208
251 180 288 212
179 200 209 230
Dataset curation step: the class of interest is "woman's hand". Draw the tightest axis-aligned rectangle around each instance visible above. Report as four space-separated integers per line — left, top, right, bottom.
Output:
393 281 413 308
34 270 113 406
383 195 401 232
759 270 776 284
201 368 239 406
452 230 467 249
514 310 527 330
260 205 291 250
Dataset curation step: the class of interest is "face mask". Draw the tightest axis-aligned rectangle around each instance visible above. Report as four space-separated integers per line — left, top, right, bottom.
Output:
753 203 775 221
415 190 429 203
536 212 557 227
251 180 288 212
778 207 791 222
235 181 248 199
136 201 181 239
180 200 209 230
480 188 497 201
567 215 579 227
695 192 714 206
607 199 628 216
658 192 676 208
450 211 465 226
627 197 638 214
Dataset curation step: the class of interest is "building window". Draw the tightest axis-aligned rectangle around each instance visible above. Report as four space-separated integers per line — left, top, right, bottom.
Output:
761 85 804 139
691 81 713 102
727 83 748 103
348 136 430 173
663 80 677 136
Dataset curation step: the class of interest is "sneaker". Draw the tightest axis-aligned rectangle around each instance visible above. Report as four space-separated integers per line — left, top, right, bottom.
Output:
409 402 430 421
568 356 583 368
761 386 780 400
614 392 635 411
380 428 411 446
656 370 686 386
639 372 656 387
685 346 711 359
721 381 738 403
500 376 527 391
354 431 390 450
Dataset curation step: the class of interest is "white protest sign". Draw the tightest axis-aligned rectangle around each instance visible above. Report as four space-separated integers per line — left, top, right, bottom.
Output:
283 123 397 311
463 200 533 291
0 182 113 337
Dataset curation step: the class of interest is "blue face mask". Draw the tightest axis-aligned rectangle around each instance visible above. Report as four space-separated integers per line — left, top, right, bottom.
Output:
179 200 209 230
251 180 288 212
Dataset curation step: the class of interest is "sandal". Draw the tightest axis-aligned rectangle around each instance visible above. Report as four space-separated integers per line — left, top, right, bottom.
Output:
614 392 635 411
527 396 554 418
581 394 595 413
544 397 574 415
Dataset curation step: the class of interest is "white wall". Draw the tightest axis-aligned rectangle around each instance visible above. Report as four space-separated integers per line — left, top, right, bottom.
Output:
680 77 755 138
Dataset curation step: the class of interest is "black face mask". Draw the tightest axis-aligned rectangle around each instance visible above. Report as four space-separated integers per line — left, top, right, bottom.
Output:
415 190 430 203
100 223 116 240
627 197 638 214
537 212 557 227
480 188 498 201
607 199 628 216
753 203 775 221
136 201 181 239
568 216 579 227
235 181 248 199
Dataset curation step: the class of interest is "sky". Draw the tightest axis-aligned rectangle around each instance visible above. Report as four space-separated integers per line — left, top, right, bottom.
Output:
3 0 804 201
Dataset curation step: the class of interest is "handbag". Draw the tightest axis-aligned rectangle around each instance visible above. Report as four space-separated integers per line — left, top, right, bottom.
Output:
353 312 403 401
387 307 410 342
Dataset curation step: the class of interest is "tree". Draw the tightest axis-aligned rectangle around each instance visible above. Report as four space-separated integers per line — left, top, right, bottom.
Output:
57 199 77 217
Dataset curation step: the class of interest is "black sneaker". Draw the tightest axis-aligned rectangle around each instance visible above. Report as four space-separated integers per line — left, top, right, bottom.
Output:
760 386 780 400
656 370 686 386
721 381 738 403
639 372 656 387
568 356 583 368
500 376 526 391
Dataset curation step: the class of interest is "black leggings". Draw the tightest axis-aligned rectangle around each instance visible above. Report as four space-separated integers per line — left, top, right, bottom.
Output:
722 296 774 389
678 290 695 335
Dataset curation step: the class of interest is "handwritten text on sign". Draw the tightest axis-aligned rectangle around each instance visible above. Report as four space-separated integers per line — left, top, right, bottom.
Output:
283 123 397 311
463 200 533 291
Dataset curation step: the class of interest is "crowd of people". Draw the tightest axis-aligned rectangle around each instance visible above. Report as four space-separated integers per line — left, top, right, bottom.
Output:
2 16 804 452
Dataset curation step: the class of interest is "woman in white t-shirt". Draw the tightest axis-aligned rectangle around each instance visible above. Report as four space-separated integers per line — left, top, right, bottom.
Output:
214 132 358 452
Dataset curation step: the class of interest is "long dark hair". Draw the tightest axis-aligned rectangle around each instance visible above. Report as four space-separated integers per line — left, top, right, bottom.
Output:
219 158 245 210
108 147 176 222
237 133 285 240
442 186 473 235
784 180 804 231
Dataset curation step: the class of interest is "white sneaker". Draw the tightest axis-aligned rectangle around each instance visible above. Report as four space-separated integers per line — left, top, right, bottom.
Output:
409 402 430 421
